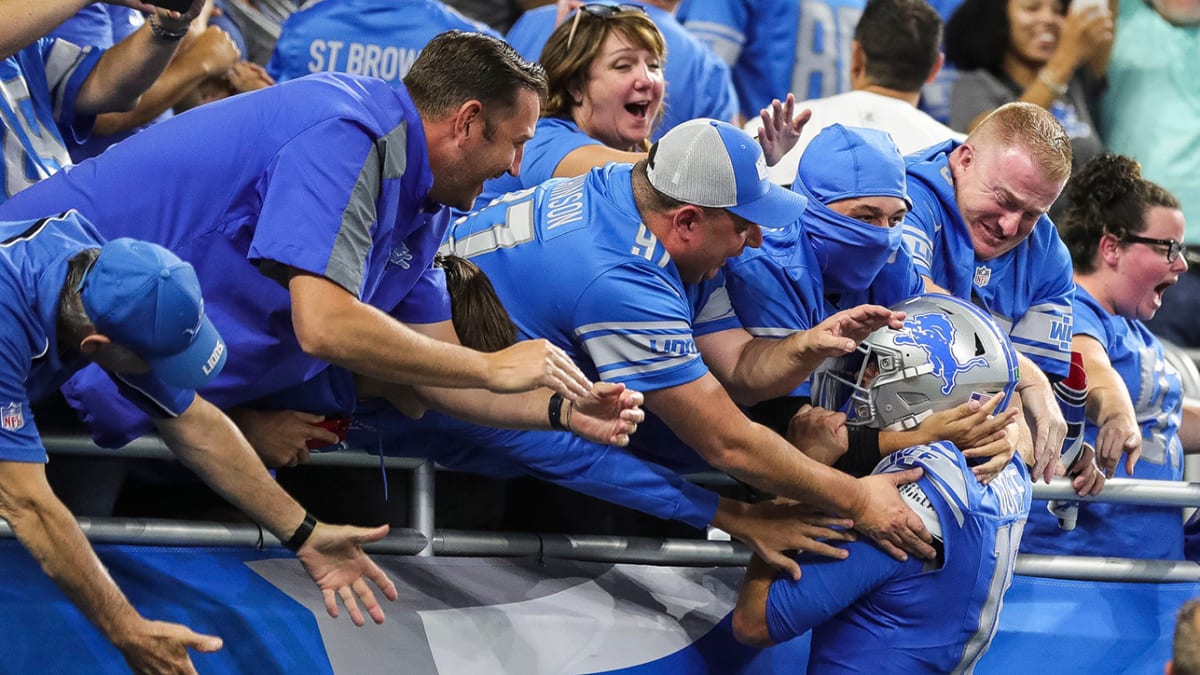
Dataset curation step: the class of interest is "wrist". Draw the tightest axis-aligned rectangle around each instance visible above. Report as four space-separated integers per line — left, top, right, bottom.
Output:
547 393 569 431
284 512 318 552
148 16 190 42
1036 68 1069 97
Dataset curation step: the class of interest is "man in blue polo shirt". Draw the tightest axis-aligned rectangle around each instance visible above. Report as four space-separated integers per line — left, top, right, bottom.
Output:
0 211 397 672
2 31 641 465
444 118 938 562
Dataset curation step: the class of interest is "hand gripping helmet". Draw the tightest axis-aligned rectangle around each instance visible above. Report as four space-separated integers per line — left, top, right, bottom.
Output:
812 293 1019 430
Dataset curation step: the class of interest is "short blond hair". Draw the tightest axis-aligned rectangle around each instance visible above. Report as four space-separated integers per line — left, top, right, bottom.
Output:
967 102 1072 184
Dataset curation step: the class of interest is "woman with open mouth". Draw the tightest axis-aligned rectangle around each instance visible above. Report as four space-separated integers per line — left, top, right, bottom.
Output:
1020 152 1200 561
942 0 1113 215
469 4 803 213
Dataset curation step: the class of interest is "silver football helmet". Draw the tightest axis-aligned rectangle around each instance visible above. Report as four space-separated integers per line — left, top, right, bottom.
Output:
811 293 1019 430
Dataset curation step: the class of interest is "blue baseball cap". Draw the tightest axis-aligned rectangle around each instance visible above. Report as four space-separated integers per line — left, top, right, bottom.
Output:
795 124 910 208
646 118 809 227
80 238 226 389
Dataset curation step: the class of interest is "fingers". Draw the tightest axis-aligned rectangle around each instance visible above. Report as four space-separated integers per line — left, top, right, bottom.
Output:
873 538 908 562
354 578 386 625
549 347 591 399
969 449 1010 484
883 466 924 487
339 584 366 627
185 631 224 653
323 588 340 620
760 547 803 581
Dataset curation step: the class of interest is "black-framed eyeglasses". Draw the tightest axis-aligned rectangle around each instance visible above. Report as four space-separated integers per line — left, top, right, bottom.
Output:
1121 234 1186 263
567 3 649 50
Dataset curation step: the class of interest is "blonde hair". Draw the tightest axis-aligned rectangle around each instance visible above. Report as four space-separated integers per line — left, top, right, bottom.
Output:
538 9 667 149
967 102 1072 184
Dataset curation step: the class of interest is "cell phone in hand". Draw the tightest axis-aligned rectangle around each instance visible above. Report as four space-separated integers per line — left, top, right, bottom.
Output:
146 0 194 13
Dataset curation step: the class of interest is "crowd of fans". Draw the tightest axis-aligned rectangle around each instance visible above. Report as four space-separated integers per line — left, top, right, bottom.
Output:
1 0 1198 672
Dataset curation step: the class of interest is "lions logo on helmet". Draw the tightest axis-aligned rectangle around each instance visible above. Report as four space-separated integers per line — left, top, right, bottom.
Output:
896 312 990 396
812 294 1019 430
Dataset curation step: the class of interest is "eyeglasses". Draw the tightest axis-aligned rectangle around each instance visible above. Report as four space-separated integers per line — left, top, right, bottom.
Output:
1121 233 1186 264
566 3 649 50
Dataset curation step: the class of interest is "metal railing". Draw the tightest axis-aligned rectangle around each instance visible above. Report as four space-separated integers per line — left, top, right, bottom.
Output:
28 433 1200 583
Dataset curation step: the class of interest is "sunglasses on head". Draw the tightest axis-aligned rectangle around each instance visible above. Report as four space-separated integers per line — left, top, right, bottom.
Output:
567 3 649 50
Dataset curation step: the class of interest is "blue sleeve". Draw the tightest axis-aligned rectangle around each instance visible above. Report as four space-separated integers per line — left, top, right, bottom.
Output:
726 253 821 338
247 117 381 297
1009 227 1074 380
692 281 743 337
0 325 46 463
520 120 604 188
390 265 451 324
573 264 711 391
50 5 119 47
900 181 939 280
765 541 916 644
39 38 103 145
61 365 156 449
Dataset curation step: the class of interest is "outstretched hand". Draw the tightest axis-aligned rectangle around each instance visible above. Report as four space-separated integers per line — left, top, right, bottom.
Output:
718 498 855 581
296 523 399 626
484 338 593 400
1020 382 1069 483
796 305 905 362
568 381 645 446
118 618 223 675
756 94 812 167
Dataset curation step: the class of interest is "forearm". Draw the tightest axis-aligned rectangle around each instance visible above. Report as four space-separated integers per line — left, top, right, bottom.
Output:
416 385 553 430
0 463 142 642
76 21 189 115
723 334 820 405
1179 399 1200 453
291 275 496 389
0 0 92 58
91 48 221 135
155 398 305 542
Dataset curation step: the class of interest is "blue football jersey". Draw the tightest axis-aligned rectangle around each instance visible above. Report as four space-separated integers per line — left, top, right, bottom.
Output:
902 141 1075 379
766 441 1031 672
680 0 863 119
0 38 102 202
444 163 739 392
1022 287 1185 559
267 0 499 86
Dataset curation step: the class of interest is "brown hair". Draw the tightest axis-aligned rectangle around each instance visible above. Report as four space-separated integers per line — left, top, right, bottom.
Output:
436 254 518 352
405 30 547 122
538 8 666 149
1058 153 1181 273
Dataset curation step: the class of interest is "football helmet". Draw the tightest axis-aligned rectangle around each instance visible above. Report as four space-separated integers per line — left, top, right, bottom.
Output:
812 293 1019 430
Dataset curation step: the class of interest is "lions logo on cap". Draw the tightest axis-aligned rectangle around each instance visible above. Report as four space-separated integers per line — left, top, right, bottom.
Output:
896 312 990 396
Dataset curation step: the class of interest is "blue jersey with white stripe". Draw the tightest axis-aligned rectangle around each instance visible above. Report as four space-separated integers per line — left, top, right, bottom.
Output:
901 141 1075 379
766 441 1030 673
0 73 450 447
680 0 863 119
0 212 193 462
504 4 738 140
445 162 739 392
267 0 499 86
0 38 101 203
1022 288 1185 559
724 222 923 396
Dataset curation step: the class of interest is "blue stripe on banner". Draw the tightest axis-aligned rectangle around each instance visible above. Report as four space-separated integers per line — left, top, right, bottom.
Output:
0 541 332 674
